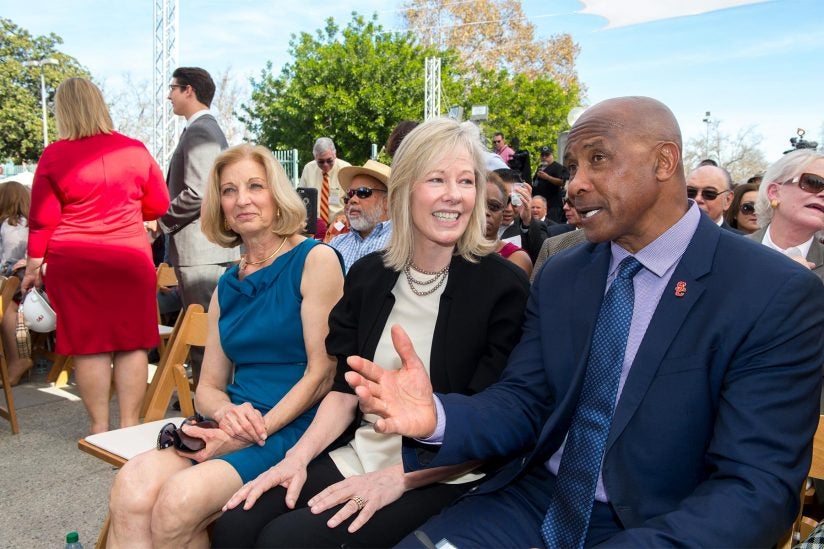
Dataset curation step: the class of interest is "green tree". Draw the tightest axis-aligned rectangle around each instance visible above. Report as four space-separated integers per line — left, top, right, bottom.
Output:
400 1 584 160
243 13 456 165
464 68 581 158
0 18 89 162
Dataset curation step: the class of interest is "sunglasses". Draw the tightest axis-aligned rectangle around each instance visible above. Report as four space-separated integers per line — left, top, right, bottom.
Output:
493 139 502 144
563 198 574 208
785 172 824 194
487 200 504 213
739 202 756 215
344 187 386 203
686 187 730 201
157 414 219 453
316 158 335 165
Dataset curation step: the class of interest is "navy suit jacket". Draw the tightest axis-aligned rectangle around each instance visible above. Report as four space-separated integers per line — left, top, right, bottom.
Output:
404 214 824 546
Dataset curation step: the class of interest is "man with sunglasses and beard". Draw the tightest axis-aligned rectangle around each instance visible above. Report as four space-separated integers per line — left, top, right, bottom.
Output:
300 137 352 239
686 165 741 233
330 160 392 272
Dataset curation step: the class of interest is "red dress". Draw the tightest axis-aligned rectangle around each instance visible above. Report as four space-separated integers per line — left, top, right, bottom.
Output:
497 241 522 259
28 132 170 355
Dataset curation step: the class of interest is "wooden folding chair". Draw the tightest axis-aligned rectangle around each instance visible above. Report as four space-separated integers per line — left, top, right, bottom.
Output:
44 350 73 387
156 262 180 359
0 276 20 434
141 306 186 418
778 414 824 548
77 303 208 548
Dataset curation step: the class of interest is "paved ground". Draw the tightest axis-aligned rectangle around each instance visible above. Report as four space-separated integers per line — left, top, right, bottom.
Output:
0 367 175 548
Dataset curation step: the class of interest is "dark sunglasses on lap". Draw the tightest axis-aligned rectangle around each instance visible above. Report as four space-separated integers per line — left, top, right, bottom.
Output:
157 413 218 453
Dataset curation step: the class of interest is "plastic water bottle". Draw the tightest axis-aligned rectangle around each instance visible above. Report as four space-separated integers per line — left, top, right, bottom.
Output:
65 532 83 549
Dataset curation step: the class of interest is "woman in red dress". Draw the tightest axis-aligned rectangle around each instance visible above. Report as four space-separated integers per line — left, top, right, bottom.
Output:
22 77 170 434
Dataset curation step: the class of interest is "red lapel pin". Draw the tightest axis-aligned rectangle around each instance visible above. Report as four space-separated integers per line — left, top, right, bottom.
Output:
674 281 687 297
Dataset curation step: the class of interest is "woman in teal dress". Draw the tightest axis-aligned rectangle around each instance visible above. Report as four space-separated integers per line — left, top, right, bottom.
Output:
107 144 344 548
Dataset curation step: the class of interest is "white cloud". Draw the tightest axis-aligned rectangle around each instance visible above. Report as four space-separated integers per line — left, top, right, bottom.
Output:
577 0 771 29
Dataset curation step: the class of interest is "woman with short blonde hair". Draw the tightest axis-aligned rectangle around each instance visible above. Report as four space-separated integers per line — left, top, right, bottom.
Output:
751 149 824 281
201 143 307 247
384 117 495 270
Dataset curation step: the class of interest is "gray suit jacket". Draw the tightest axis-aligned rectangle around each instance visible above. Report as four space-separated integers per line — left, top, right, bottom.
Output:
159 113 239 267
749 226 824 283
530 228 588 283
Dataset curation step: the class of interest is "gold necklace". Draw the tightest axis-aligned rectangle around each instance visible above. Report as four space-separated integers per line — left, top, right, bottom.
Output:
239 236 288 272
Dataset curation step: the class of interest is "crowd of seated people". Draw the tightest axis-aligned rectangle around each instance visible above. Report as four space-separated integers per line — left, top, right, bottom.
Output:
16 74 824 548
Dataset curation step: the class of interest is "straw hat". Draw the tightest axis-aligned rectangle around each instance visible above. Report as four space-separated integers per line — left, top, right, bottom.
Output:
338 160 391 192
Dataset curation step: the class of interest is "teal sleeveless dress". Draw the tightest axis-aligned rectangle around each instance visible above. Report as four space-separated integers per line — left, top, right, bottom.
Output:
214 239 337 482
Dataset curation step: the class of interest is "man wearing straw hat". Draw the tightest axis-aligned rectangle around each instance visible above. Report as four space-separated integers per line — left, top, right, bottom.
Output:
330 160 392 272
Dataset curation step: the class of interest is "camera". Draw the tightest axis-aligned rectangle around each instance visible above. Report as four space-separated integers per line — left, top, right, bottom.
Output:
786 128 818 153
508 150 531 184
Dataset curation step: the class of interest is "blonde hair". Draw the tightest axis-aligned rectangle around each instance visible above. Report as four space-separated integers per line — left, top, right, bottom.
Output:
201 144 307 247
383 117 495 271
54 78 114 140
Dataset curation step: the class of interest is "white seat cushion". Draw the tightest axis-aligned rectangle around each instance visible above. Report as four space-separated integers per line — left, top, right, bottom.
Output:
83 417 186 460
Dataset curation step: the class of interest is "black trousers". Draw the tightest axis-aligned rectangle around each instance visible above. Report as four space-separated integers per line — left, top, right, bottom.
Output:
211 454 480 548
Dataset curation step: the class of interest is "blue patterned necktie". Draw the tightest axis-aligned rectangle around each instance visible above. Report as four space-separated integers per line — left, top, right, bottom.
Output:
541 256 644 549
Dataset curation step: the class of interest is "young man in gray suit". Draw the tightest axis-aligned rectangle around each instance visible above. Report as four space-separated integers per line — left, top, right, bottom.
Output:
155 66 239 380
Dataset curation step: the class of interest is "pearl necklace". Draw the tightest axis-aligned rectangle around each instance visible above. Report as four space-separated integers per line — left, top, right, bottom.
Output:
403 262 450 297
239 236 287 273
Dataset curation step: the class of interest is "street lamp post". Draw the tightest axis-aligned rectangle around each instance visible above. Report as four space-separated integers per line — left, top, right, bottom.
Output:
702 111 712 159
23 58 59 148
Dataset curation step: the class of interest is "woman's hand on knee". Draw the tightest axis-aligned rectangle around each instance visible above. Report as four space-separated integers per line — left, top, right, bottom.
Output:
214 402 267 446
222 454 309 512
307 466 405 533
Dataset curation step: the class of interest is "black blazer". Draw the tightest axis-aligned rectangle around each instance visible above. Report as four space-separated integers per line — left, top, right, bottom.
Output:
328 252 529 397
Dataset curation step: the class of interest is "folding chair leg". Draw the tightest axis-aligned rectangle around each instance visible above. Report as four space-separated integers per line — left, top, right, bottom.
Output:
96 513 110 549
47 355 73 387
0 356 20 434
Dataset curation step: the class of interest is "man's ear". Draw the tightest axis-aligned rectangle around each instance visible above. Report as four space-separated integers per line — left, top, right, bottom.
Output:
655 142 681 181
721 189 734 212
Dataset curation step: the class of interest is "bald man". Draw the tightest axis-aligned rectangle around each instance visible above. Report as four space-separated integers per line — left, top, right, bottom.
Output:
686 164 739 232
346 97 824 547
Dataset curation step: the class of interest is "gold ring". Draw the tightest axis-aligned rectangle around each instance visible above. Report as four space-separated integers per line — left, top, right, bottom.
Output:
350 495 366 511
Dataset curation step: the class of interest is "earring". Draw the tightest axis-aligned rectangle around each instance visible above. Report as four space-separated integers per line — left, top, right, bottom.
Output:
224 218 231 231
770 199 779 208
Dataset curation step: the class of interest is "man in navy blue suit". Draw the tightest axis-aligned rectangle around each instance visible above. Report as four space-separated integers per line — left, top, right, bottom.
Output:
346 97 824 547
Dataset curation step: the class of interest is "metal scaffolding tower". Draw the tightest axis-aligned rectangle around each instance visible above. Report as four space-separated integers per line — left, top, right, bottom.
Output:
152 0 179 169
424 57 441 121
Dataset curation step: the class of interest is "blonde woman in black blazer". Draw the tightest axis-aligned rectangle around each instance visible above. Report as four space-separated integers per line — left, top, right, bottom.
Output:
213 118 530 548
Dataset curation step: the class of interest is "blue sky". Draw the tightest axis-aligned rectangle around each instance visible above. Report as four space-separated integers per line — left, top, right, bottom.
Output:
3 0 822 164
